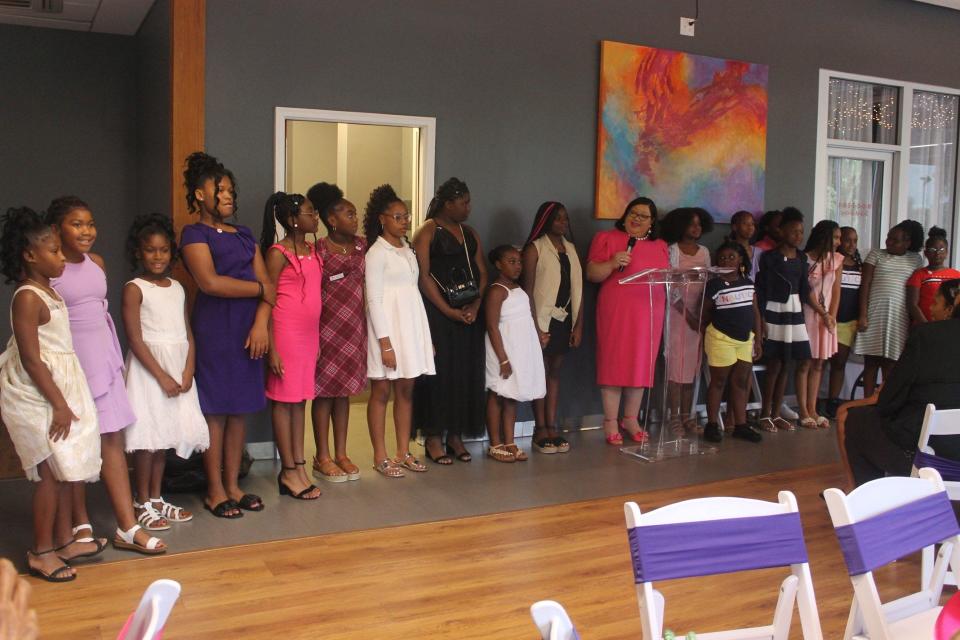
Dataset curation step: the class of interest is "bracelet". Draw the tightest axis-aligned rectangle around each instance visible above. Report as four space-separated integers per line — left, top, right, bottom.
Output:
383 347 394 352
500 359 509 366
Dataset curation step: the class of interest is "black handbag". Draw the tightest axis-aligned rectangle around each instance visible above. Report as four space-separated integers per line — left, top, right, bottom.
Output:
431 223 480 308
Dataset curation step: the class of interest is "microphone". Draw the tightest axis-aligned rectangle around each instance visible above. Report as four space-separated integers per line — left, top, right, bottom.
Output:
619 236 638 272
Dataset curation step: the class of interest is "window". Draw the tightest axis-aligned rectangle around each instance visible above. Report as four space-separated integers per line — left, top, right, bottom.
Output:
815 71 960 260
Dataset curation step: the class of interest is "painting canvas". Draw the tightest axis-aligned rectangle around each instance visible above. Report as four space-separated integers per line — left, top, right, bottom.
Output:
595 41 768 222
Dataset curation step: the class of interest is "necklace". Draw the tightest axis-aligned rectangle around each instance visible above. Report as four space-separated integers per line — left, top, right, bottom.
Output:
24 278 56 297
326 238 350 255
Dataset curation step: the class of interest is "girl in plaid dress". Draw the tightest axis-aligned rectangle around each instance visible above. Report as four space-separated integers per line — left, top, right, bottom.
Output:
307 183 367 483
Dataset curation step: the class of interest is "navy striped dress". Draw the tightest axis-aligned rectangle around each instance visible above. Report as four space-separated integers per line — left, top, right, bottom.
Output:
756 248 812 361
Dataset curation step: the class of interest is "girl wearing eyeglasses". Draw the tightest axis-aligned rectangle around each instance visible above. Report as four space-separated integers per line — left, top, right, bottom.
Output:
906 226 960 324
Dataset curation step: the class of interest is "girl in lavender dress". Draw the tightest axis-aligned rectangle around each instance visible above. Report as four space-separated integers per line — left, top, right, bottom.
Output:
180 152 273 519
48 196 165 555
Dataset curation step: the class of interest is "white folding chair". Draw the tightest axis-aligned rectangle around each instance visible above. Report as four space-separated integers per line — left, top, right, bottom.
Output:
530 600 578 640
624 493 822 639
117 579 181 640
824 468 960 640
911 404 960 587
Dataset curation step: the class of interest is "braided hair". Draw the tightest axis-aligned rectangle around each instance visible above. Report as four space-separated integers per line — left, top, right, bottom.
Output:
525 201 572 246
183 151 238 215
839 226 863 268
125 213 177 271
364 184 403 250
260 191 306 257
893 219 925 252
425 177 468 220
803 220 839 257
0 207 53 283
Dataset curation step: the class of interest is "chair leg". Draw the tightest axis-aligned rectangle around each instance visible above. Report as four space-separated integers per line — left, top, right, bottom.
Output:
770 575 798 640
921 545 935 590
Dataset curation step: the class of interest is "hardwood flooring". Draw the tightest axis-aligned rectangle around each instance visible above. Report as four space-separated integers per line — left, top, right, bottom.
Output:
26 463 928 639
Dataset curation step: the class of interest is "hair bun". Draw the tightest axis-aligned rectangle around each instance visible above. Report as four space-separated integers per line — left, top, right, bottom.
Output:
307 182 344 215
929 225 947 240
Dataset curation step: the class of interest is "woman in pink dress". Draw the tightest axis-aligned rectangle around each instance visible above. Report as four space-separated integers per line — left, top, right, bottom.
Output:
260 192 323 500
587 197 669 444
797 220 843 428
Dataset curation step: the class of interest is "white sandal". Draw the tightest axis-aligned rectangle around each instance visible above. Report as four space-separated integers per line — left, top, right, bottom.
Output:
151 497 193 523
134 501 171 531
113 524 166 555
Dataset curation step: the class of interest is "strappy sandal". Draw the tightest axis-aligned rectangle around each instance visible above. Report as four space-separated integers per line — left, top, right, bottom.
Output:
815 416 831 429
533 428 558 454
373 458 404 478
757 417 778 432
487 444 516 463
151 497 193 523
505 444 528 462
603 419 623 445
397 453 427 472
446 444 472 462
113 524 166 555
236 493 264 511
425 438 453 465
204 499 242 519
552 436 570 453
27 549 75 583
314 457 348 483
134 501 171 531
334 456 361 481
54 537 105 563
773 416 796 432
278 466 321 500
69 524 107 555
799 417 818 429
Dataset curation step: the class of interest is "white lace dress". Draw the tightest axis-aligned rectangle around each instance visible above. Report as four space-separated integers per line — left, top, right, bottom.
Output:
123 278 209 458
0 285 101 482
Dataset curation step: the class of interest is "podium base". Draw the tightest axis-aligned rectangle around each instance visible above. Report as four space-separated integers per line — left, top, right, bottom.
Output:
619 436 718 462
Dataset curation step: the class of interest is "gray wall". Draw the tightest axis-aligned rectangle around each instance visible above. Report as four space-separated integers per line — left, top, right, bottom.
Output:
0 24 139 344
136 0 171 220
204 0 960 423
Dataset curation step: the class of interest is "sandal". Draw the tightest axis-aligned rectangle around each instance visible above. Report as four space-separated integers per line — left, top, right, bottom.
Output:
816 415 831 429
334 456 361 481
204 499 243 519
54 537 105 563
278 467 321 500
134 501 171 531
757 417 778 433
314 457 348 483
773 416 796 432
619 418 648 443
373 458 404 478
397 453 427 472
551 436 570 453
446 444 472 462
799 417 818 429
151 497 193 523
603 419 623 445
236 494 264 512
26 549 75 583
113 524 166 555
425 438 453 465
505 444 528 461
533 428 558 454
70 524 107 552
488 444 515 463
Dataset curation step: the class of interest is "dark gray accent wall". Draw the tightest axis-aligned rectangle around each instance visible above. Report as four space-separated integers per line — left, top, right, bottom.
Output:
136 0 171 220
0 24 138 345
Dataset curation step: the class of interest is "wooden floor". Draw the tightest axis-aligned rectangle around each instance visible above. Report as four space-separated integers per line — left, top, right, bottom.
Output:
27 463 929 639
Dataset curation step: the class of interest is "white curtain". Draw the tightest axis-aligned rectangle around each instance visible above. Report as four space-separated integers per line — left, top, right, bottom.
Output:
827 79 898 144
909 91 959 241
827 157 881 250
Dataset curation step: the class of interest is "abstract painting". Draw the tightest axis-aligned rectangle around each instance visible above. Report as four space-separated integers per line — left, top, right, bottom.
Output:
595 41 768 222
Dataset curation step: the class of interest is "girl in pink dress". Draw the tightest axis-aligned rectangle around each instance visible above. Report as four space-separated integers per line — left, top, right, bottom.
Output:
587 197 669 444
797 220 843 429
661 207 713 433
260 192 323 500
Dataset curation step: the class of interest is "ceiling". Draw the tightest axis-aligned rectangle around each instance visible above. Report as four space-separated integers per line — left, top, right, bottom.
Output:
0 0 155 35
914 0 960 9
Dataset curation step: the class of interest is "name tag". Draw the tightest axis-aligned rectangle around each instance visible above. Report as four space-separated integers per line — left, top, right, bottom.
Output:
329 273 345 282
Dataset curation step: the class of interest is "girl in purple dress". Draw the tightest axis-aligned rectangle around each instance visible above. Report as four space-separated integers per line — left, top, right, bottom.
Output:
180 152 274 519
48 196 166 555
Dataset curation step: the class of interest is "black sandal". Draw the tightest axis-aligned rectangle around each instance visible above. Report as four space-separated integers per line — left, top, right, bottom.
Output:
425 449 453 465
445 444 472 462
27 549 76 583
551 436 571 453
54 538 106 562
237 493 265 511
278 467 321 500
204 499 243 519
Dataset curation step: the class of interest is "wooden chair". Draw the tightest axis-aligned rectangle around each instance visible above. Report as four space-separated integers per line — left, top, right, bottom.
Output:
624 493 823 639
824 468 960 639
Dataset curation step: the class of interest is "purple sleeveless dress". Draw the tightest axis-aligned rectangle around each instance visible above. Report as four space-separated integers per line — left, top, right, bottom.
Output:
51 254 136 434
180 223 266 415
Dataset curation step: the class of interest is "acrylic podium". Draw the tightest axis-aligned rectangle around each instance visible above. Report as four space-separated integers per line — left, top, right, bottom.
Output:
617 265 732 462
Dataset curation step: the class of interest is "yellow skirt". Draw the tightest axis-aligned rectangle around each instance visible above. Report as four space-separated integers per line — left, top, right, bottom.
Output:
836 320 857 348
704 325 754 368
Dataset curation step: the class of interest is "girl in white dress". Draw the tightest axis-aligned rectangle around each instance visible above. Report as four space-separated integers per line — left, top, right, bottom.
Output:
363 185 435 478
122 214 209 529
485 245 546 463
0 208 101 582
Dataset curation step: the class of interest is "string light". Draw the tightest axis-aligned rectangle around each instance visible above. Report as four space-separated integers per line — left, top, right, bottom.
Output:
827 79 958 139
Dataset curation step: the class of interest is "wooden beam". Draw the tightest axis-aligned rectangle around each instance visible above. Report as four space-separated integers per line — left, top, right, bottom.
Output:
170 0 204 294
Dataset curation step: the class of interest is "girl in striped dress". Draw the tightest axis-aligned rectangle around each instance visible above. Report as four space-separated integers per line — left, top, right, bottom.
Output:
855 220 924 397
755 208 825 432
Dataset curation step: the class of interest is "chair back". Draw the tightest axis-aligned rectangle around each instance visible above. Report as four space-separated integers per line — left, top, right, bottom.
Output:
117 579 181 640
625 492 822 639
913 404 960 491
530 600 578 640
824 468 960 639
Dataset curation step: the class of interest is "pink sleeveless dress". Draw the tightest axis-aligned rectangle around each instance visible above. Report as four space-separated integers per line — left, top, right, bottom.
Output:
265 243 323 402
51 254 136 434
804 252 844 360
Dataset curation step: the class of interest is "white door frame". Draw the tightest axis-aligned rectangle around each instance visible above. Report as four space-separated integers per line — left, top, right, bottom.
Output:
824 147 895 249
274 107 436 229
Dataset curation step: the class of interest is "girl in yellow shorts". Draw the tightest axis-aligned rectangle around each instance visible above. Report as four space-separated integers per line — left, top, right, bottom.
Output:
826 227 861 417
702 241 763 444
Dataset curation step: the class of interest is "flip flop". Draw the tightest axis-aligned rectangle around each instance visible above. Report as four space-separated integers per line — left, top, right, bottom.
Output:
204 499 243 519
236 493 264 512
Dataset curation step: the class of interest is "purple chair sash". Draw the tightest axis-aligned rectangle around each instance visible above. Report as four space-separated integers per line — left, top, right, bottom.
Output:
914 451 960 483
627 512 808 583
835 491 960 576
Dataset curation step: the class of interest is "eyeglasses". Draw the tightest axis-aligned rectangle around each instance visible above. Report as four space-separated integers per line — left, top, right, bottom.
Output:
627 212 652 221
386 213 411 223
927 247 948 253
298 210 320 218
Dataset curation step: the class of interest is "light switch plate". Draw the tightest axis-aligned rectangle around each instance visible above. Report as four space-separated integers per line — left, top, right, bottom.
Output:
680 16 695 36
